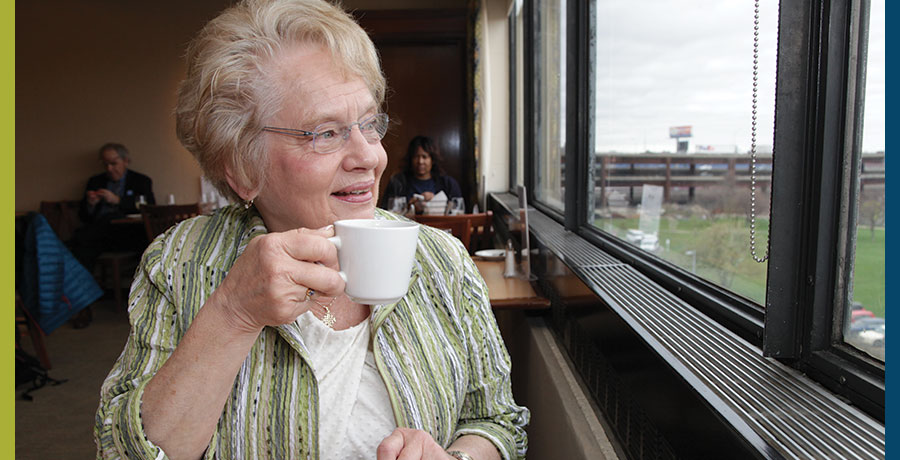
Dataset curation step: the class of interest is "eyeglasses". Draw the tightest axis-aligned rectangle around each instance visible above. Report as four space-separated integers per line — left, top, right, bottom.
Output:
262 112 389 154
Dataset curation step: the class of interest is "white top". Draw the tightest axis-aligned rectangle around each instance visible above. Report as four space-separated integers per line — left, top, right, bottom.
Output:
296 311 397 460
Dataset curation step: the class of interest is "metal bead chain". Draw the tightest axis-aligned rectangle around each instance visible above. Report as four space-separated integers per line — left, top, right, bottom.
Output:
749 0 770 263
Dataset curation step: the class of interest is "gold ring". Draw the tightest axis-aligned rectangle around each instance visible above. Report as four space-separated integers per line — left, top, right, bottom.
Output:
304 289 315 301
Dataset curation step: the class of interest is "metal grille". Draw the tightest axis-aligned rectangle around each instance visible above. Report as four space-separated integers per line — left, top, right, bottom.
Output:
527 209 885 459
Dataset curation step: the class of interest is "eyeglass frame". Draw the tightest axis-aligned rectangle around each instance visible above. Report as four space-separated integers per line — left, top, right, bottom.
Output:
261 112 390 154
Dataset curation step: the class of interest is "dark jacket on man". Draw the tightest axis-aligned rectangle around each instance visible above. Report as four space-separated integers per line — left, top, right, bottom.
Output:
79 169 155 223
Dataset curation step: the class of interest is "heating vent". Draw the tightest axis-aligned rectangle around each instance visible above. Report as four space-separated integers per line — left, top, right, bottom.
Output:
540 279 679 460
533 222 624 268
524 207 885 459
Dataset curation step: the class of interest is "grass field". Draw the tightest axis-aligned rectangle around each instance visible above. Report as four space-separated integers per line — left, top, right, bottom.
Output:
852 226 885 317
598 216 885 316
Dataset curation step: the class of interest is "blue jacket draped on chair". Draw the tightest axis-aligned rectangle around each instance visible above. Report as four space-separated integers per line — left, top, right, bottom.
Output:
21 213 104 334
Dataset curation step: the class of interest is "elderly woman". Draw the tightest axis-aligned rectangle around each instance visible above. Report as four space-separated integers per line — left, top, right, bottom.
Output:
93 1 528 460
381 135 464 215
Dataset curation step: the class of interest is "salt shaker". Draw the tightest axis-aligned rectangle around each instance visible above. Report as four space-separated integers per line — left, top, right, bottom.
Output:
503 239 517 278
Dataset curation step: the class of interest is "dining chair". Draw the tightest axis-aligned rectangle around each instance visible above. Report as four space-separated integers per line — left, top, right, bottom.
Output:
140 203 202 242
36 200 139 310
16 291 51 369
39 200 82 244
467 211 494 254
414 211 494 255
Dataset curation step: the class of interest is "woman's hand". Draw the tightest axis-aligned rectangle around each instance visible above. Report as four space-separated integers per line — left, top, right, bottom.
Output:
142 226 342 460
209 225 344 333
376 428 455 460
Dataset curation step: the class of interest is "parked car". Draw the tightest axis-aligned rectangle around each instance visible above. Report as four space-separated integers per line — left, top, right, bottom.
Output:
846 317 885 350
849 317 884 334
850 301 876 322
624 229 660 253
625 229 644 245
856 323 885 348
639 234 660 252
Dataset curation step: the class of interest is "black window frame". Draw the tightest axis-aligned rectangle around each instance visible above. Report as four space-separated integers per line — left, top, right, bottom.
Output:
509 0 883 421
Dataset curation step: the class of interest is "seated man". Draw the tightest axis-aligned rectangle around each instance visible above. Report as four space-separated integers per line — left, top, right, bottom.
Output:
80 142 155 222
71 143 155 327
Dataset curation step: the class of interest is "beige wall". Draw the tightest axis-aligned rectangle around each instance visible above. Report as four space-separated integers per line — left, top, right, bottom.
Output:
496 311 625 459
14 0 469 214
15 1 239 213
481 0 511 198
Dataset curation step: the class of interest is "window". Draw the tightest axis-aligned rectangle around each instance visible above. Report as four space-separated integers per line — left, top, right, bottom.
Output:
590 0 778 306
511 0 884 419
842 0 884 362
509 0 525 190
532 0 566 212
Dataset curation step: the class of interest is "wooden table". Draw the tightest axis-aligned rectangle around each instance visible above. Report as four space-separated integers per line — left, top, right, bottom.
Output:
109 214 143 225
474 259 551 310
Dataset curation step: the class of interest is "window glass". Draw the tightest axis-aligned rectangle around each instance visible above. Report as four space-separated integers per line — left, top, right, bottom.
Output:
514 0 525 190
533 0 565 211
590 0 778 305
844 0 885 362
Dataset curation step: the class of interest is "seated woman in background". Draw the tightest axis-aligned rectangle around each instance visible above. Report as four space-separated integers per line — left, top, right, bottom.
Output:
94 1 528 459
381 135 464 214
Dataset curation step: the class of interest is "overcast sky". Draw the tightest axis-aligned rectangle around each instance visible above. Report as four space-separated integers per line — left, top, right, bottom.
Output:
592 0 885 154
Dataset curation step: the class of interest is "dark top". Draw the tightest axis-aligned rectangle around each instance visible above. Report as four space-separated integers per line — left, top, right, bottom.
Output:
80 169 155 223
380 172 463 209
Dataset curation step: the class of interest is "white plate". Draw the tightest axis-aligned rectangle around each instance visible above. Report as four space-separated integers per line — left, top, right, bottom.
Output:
474 249 507 260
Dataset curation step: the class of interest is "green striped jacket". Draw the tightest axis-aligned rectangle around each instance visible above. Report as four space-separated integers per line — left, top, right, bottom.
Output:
95 205 529 459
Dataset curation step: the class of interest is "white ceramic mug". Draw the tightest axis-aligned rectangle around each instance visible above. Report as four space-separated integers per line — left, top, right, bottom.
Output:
328 219 419 304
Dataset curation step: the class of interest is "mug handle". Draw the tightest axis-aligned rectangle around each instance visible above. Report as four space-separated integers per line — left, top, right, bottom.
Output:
327 236 348 283
327 235 341 250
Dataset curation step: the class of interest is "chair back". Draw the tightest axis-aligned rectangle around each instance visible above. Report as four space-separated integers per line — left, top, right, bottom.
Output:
415 211 494 254
467 211 494 253
140 204 202 241
39 200 82 243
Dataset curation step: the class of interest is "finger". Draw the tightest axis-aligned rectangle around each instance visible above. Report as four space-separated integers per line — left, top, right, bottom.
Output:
396 429 432 460
285 259 345 300
279 228 338 266
290 224 335 238
376 429 405 460
246 235 340 292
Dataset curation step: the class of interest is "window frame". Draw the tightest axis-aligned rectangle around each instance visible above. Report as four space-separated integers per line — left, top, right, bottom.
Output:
508 2 520 191
763 0 883 416
509 0 884 421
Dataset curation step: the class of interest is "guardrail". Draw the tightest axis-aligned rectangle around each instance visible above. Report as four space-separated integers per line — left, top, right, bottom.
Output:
591 152 884 204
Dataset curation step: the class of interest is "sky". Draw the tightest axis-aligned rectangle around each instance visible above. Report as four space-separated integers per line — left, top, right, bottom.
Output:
592 0 885 154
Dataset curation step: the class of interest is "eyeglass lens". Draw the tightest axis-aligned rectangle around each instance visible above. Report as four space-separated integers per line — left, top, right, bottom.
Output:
314 113 388 153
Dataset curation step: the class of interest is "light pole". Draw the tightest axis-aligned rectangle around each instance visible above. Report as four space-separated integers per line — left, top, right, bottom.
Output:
685 250 696 273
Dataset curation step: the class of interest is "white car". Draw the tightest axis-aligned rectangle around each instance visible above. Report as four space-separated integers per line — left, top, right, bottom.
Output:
623 229 660 252
625 229 644 245
856 323 885 348
639 234 660 252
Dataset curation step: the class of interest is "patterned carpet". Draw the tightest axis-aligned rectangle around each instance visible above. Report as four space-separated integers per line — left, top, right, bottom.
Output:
16 298 131 459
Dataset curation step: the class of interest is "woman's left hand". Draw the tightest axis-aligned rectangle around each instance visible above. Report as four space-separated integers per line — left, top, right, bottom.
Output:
376 428 454 460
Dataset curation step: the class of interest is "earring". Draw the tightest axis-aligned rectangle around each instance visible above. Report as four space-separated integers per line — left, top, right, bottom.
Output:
243 198 255 210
